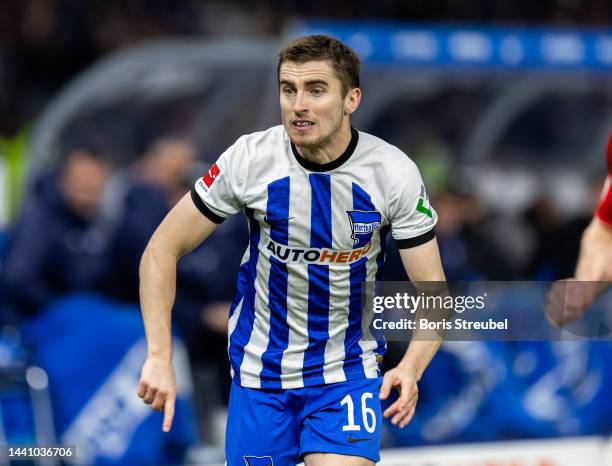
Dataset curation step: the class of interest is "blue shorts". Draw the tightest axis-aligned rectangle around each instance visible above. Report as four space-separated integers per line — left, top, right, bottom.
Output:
226 377 382 466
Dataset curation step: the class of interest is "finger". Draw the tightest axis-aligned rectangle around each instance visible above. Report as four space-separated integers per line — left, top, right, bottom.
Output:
398 405 417 429
545 292 567 326
162 395 175 432
143 388 157 404
137 381 148 398
390 409 404 425
151 391 167 412
390 402 413 425
545 287 561 311
397 377 410 411
379 374 395 400
384 388 418 418
392 402 417 427
383 398 403 418
578 283 597 309
546 282 574 326
545 284 567 323
564 283 585 316
564 281 597 318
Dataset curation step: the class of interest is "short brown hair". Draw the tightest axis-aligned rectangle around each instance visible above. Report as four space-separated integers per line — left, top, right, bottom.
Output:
278 35 360 97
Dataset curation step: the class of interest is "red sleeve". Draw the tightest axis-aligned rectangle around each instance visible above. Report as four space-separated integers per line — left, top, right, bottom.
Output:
608 132 612 175
595 133 612 225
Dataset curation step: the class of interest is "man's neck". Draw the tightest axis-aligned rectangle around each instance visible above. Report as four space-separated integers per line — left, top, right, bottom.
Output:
294 122 352 165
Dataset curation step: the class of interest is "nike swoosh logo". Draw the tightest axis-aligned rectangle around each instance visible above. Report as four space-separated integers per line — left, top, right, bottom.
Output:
347 434 372 444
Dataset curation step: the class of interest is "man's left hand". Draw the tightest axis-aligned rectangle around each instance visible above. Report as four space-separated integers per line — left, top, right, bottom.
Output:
379 365 419 429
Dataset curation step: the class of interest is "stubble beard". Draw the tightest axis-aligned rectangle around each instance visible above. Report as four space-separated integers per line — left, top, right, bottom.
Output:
290 105 345 151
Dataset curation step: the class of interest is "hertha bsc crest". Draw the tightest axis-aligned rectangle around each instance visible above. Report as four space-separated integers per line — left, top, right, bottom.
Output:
346 210 382 248
244 456 273 466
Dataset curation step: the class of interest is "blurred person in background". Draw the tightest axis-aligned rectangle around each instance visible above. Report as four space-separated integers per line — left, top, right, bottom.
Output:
1 139 111 317
0 135 200 465
525 175 606 280
547 134 612 323
434 184 519 280
105 136 198 303
524 196 567 280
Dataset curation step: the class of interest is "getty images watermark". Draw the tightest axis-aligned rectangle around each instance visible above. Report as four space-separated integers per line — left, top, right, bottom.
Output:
361 281 612 341
372 290 506 331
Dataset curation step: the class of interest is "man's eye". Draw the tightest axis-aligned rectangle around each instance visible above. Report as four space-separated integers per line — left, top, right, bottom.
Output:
311 88 323 96
283 88 294 95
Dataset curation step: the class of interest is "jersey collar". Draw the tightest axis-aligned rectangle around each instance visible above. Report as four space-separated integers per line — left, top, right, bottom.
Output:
290 127 359 172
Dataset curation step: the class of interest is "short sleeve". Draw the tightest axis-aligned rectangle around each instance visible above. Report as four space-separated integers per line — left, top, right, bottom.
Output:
597 135 612 224
191 136 249 223
388 156 438 248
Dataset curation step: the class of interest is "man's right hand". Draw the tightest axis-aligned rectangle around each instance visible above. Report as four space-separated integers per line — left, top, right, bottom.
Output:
137 357 177 432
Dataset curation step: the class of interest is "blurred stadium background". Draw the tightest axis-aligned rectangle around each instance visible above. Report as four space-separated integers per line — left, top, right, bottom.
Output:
0 1 612 465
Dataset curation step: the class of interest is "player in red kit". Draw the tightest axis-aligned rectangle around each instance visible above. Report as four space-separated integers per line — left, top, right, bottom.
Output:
547 133 612 323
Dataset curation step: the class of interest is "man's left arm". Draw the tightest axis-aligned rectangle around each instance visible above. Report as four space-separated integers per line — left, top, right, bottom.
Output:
380 237 446 428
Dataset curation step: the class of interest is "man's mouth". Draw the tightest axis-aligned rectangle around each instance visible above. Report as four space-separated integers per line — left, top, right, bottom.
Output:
293 120 315 128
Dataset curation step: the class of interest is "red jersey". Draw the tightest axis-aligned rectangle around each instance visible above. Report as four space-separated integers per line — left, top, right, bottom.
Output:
596 133 612 225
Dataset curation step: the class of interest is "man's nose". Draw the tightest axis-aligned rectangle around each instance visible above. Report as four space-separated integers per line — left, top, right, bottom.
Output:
293 91 307 113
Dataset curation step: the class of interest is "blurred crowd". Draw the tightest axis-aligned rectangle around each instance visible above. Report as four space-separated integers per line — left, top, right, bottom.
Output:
1 132 246 403
1 0 611 136
370 89 610 283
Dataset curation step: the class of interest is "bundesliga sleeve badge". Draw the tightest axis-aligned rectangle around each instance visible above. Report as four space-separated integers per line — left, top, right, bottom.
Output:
198 161 222 195
416 185 433 218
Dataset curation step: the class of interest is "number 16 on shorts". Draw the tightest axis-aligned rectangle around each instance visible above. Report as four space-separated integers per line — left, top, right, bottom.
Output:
341 392 377 433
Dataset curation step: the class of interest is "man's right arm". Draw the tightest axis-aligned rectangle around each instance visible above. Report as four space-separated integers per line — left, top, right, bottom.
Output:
137 192 219 432
546 177 612 324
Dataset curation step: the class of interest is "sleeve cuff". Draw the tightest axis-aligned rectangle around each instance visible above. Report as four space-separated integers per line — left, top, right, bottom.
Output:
190 187 226 224
395 229 436 249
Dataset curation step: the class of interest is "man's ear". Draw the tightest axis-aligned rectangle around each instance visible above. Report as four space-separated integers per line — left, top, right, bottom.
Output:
344 87 361 116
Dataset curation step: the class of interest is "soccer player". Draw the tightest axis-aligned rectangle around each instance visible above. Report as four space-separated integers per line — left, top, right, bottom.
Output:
547 134 612 324
137 35 446 466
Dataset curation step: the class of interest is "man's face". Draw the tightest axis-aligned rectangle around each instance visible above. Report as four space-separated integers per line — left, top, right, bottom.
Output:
149 139 197 190
279 60 357 150
61 150 110 219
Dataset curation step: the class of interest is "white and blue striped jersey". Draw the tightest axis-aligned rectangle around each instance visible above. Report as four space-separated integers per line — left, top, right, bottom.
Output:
191 125 437 389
